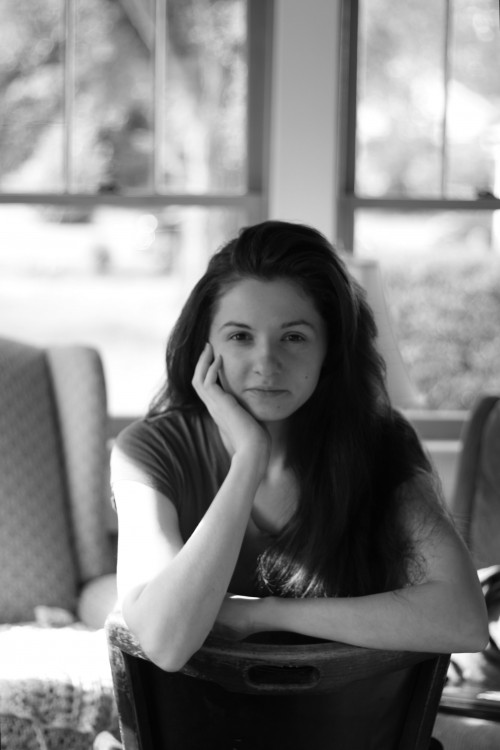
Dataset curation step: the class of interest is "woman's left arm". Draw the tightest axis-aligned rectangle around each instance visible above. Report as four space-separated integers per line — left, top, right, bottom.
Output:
217 472 489 653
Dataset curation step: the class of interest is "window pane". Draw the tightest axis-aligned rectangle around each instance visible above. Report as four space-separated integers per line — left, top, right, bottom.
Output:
0 204 247 415
354 210 500 409
357 0 447 197
357 0 500 200
0 0 65 192
160 0 248 193
446 0 500 198
73 0 155 192
0 0 248 196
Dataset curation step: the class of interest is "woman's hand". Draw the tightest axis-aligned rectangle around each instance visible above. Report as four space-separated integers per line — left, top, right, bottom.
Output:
192 343 270 468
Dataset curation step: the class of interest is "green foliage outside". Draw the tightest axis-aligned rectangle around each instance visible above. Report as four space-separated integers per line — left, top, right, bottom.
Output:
384 253 500 409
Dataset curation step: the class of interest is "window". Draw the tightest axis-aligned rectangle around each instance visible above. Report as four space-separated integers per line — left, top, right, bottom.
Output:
0 0 272 415
338 0 500 409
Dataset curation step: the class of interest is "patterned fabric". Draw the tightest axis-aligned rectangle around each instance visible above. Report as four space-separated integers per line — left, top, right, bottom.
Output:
0 339 119 749
0 622 118 750
47 346 114 583
0 338 77 622
2 719 98 750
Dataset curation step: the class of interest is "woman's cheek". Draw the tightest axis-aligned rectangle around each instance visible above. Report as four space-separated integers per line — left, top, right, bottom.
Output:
215 353 231 391
218 357 240 397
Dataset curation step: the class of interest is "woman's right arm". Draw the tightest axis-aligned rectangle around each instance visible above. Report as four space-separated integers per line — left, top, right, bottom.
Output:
114 344 269 672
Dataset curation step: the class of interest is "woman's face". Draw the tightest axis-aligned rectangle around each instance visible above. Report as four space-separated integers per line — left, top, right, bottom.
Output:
208 277 328 425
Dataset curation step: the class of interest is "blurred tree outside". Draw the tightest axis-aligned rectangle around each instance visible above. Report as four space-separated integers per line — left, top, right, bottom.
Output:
358 0 500 199
0 0 247 197
383 250 500 409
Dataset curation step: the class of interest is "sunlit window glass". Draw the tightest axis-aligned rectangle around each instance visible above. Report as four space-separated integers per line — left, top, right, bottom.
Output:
357 0 447 197
0 0 248 196
0 0 65 192
446 0 500 198
357 0 500 199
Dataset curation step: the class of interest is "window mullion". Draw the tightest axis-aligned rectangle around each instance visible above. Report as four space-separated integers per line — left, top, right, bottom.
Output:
441 0 452 197
336 0 359 252
63 0 76 192
153 0 167 194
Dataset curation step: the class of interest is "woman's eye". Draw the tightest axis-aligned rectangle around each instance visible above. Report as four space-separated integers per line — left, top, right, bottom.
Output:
228 332 251 342
283 333 306 343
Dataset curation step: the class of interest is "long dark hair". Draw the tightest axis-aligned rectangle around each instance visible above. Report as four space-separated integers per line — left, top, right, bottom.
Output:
149 220 431 597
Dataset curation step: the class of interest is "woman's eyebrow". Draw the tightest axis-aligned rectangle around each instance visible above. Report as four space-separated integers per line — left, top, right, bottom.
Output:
218 319 316 331
218 321 252 331
281 319 315 329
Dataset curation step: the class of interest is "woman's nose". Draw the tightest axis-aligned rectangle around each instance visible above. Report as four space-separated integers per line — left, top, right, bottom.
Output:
252 342 281 376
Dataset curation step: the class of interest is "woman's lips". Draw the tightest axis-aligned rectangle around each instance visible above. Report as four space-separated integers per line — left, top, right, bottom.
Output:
245 388 288 397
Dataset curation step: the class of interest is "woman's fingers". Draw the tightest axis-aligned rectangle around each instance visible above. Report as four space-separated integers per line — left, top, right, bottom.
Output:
191 343 270 468
192 343 223 402
192 342 213 388
205 351 222 387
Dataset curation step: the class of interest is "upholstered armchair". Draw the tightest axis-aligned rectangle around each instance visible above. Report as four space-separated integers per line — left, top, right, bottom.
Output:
0 338 119 750
434 394 500 749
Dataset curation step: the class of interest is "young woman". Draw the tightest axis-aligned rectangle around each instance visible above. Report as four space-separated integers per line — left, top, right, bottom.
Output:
111 220 487 740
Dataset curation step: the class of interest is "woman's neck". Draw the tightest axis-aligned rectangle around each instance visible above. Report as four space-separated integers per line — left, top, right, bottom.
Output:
263 419 289 470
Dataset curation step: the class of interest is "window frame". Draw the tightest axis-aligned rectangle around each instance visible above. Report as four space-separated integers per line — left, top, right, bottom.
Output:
0 0 274 226
336 0 500 253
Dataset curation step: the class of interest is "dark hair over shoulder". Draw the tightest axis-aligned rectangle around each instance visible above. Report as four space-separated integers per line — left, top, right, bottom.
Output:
150 220 431 597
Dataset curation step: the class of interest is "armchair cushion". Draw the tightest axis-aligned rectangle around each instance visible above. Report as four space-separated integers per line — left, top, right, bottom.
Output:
0 340 77 622
46 346 113 582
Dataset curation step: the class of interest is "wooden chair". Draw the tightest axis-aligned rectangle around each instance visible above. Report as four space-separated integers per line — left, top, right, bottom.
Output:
434 395 500 747
106 610 449 749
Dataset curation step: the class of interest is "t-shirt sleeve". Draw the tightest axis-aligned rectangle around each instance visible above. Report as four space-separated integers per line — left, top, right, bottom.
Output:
110 418 182 504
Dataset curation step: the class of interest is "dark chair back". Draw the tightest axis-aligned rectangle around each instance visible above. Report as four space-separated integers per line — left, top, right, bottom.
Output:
106 611 449 750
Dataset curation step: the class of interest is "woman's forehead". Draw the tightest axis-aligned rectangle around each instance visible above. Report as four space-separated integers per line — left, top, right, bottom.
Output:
211 276 325 327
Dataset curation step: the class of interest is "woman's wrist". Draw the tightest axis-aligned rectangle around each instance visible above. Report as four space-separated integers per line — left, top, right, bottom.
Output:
230 443 269 482
253 596 283 634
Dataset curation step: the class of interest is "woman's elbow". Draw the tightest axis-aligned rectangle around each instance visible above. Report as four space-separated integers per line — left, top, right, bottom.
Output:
122 605 203 672
144 626 207 673
143 641 192 673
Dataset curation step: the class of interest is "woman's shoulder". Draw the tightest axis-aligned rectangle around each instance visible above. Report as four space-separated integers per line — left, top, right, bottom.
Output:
115 406 209 451
113 406 227 474
111 407 223 499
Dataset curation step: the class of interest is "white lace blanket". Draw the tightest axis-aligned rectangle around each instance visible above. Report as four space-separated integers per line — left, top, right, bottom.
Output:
0 618 117 737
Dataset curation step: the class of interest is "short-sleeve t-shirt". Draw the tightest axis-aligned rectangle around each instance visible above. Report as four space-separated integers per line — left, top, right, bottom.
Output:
111 407 273 596
111 407 420 748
